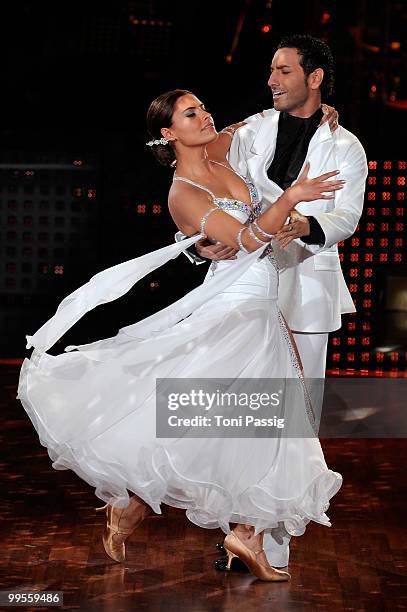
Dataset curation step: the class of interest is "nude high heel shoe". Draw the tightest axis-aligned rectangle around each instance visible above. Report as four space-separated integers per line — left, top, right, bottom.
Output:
223 531 291 582
95 498 150 562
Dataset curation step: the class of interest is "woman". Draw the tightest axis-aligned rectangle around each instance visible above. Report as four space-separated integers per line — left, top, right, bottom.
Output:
18 89 344 582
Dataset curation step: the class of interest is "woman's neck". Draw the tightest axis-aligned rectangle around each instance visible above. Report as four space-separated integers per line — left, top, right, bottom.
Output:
175 145 213 179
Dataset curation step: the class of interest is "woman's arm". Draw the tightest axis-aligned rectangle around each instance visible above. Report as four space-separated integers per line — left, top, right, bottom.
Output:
169 164 345 253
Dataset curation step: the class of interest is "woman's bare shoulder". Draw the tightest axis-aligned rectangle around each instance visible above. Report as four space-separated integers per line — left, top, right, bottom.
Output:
168 179 211 214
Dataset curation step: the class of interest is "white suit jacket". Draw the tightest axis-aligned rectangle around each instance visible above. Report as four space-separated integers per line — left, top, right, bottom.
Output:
228 108 368 333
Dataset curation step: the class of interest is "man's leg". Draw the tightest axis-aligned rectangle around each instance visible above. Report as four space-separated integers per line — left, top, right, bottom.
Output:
263 332 328 567
293 332 328 378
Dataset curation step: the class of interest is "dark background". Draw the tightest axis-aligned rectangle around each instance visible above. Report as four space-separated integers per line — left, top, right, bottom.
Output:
0 0 406 368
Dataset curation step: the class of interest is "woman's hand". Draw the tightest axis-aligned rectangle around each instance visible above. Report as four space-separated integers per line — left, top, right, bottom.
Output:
287 162 345 204
206 122 246 161
320 104 339 132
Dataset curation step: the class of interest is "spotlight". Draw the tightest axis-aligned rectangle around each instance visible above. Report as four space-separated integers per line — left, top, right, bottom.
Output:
321 12 331 24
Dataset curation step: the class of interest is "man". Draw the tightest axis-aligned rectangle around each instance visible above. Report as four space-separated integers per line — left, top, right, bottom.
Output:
180 34 368 569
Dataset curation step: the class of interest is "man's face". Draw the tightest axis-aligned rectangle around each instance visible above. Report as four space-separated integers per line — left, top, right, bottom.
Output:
268 47 311 113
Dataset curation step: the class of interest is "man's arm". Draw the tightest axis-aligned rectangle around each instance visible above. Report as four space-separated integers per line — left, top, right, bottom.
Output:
313 139 368 248
227 120 258 176
276 137 367 251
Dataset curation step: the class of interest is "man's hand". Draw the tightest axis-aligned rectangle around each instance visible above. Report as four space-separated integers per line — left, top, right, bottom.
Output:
196 238 238 260
320 104 339 132
275 211 310 250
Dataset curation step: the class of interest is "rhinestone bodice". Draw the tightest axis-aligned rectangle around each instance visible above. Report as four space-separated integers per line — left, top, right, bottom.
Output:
173 163 261 223
173 162 277 272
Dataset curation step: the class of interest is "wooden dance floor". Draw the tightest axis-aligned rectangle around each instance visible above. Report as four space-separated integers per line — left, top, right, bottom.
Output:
1 365 406 611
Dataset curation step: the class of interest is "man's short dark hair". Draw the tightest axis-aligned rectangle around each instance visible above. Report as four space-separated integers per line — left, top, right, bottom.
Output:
277 34 334 99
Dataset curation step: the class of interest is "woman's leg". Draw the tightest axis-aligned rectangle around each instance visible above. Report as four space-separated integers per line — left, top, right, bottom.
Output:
96 494 152 562
232 524 270 569
224 524 291 581
110 495 151 541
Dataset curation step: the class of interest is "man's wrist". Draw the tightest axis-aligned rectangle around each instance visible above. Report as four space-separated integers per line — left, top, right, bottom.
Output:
301 216 325 245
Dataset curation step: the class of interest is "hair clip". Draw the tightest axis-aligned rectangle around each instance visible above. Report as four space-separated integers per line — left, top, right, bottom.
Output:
146 137 169 146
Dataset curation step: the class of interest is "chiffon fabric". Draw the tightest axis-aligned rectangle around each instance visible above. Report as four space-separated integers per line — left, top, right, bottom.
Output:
18 178 342 538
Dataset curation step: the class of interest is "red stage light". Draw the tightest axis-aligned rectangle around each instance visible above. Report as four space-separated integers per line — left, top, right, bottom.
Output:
390 42 401 51
261 24 271 33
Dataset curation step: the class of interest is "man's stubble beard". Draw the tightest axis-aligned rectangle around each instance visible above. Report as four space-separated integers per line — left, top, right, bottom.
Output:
271 77 312 114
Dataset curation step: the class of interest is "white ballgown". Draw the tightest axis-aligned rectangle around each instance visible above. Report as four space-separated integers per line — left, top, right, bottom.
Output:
17 172 342 537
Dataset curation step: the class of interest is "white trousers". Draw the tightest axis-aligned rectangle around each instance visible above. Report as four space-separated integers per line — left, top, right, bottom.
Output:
263 331 328 567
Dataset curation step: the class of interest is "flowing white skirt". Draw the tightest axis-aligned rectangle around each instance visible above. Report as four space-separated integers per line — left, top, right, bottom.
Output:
18 237 342 536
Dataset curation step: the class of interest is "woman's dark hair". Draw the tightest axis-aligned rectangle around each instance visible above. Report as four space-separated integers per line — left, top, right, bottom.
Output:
277 34 335 99
146 89 191 166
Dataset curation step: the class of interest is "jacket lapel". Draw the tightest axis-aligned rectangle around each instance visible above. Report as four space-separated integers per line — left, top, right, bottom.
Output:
247 111 283 205
296 121 335 180
245 111 337 210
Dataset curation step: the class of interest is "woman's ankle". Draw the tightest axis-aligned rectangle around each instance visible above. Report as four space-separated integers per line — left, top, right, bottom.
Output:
233 525 263 550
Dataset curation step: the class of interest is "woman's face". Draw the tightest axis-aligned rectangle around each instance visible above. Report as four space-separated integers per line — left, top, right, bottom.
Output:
161 93 218 147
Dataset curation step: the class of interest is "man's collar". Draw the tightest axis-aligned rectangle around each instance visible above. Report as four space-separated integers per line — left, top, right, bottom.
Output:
249 108 333 155
281 107 323 124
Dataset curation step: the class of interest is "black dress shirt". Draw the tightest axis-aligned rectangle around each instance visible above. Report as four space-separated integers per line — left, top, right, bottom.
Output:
267 108 326 245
